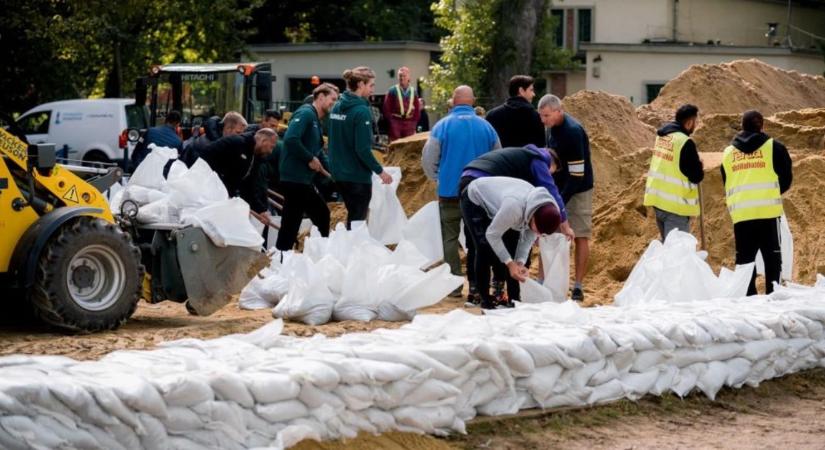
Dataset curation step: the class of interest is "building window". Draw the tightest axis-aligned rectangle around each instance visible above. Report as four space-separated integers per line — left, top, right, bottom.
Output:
646 83 666 103
551 9 565 48
578 9 592 43
551 8 593 51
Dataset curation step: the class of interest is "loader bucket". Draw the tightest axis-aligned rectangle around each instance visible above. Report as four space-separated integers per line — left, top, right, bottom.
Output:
171 227 269 316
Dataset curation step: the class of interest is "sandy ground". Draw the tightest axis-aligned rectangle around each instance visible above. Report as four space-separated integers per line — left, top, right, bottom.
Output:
291 369 825 450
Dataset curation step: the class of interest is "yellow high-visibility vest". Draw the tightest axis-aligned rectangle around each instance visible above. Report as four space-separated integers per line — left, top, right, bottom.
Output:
643 131 700 216
393 84 416 119
722 138 783 224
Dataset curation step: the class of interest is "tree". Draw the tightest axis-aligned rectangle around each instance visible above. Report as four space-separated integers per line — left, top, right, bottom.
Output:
426 0 575 111
248 0 442 44
0 0 262 115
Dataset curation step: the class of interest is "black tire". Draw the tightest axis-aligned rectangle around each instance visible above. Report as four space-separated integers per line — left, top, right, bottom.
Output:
82 150 111 167
30 217 144 332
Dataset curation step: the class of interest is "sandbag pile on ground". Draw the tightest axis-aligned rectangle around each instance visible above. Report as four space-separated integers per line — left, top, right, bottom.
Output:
615 230 755 306
111 145 263 249
240 222 464 324
2 279 825 449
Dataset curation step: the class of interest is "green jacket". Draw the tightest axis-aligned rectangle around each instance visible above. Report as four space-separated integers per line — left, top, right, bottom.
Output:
280 104 328 185
328 91 382 184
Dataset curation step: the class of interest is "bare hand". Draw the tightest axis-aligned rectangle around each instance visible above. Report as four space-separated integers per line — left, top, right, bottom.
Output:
559 221 575 241
379 170 393 184
308 157 322 172
507 261 529 282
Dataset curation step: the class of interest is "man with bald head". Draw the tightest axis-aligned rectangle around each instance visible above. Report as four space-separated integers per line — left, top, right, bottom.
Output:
422 85 501 298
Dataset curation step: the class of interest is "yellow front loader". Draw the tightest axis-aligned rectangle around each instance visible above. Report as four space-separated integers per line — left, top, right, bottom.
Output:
1 116 266 332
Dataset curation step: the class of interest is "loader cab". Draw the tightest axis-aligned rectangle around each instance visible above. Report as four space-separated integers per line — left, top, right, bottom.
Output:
135 63 273 140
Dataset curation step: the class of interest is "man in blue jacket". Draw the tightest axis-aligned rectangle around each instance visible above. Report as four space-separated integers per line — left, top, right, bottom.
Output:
131 110 182 169
422 85 501 297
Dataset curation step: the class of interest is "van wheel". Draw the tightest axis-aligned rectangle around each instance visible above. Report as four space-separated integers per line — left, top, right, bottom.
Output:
30 217 143 332
83 150 110 167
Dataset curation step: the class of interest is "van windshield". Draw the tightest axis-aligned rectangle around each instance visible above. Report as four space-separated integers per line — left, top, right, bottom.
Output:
125 104 148 129
153 71 244 127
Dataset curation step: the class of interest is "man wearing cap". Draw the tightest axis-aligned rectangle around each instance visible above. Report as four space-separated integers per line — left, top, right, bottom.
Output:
460 176 562 309
382 66 421 142
460 144 574 304
721 110 792 296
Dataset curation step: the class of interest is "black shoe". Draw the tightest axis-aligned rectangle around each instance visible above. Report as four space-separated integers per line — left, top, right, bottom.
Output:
571 287 584 302
480 299 496 310
465 287 481 307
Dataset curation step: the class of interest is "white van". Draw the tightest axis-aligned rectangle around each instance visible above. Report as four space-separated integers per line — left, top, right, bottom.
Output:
16 99 148 164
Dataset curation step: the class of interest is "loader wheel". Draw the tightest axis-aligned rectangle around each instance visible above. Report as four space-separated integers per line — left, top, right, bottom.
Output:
30 217 144 332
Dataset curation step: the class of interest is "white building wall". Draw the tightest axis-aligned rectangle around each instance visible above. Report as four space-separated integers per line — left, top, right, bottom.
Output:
553 0 825 46
676 0 825 47
585 51 825 105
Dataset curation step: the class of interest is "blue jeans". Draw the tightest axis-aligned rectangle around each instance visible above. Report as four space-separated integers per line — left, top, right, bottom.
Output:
654 207 690 242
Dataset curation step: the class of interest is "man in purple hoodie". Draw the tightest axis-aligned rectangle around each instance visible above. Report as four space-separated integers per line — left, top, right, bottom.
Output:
459 144 574 304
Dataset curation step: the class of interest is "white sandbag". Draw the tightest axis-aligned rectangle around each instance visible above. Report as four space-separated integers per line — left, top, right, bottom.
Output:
166 158 228 209
615 231 752 305
238 274 271 310
539 234 570 302
401 201 443 266
123 185 166 206
181 197 264 249
519 278 556 304
391 264 463 312
128 145 177 190
755 214 793 282
389 240 431 269
368 166 407 245
273 276 335 325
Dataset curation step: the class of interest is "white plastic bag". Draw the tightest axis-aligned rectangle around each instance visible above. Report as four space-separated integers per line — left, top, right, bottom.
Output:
181 198 264 249
519 279 556 304
401 201 443 266
539 234 570 302
128 145 177 190
368 166 407 245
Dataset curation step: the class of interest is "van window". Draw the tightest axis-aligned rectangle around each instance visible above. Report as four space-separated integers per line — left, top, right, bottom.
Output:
18 111 51 134
125 104 148 129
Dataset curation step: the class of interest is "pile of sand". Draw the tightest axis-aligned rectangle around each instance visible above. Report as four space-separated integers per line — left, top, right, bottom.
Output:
639 59 825 126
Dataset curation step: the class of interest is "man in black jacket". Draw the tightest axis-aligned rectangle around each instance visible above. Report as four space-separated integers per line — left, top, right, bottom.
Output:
539 94 595 302
721 110 792 296
485 75 545 148
199 128 278 212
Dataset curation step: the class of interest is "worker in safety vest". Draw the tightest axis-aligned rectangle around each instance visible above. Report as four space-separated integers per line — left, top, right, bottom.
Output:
721 110 793 296
382 66 421 142
643 104 704 241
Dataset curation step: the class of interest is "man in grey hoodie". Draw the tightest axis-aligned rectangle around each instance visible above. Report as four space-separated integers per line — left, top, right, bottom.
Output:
460 176 562 309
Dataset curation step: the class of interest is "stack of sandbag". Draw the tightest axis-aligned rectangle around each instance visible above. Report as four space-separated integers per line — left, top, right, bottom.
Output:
111 145 263 249
614 230 754 306
239 223 464 324
3 277 825 449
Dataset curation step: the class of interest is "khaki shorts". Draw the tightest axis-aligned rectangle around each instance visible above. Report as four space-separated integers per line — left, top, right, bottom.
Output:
566 189 593 238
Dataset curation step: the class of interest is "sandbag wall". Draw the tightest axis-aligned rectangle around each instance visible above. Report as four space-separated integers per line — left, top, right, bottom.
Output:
2 284 825 449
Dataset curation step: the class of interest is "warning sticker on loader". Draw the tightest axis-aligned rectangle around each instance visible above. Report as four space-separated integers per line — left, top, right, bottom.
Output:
62 185 79 203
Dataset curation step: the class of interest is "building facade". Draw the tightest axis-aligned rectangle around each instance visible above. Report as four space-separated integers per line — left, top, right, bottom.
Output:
544 0 825 104
247 41 440 109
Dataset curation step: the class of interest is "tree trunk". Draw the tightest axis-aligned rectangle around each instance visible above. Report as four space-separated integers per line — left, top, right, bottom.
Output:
485 0 548 104
104 40 122 98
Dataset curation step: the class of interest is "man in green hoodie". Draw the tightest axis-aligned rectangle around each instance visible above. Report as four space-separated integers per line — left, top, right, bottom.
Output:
328 66 393 229
275 83 340 251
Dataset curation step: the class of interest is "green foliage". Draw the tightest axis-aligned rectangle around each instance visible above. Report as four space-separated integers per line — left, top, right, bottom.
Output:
248 0 442 44
426 0 499 113
531 6 578 73
0 0 262 115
